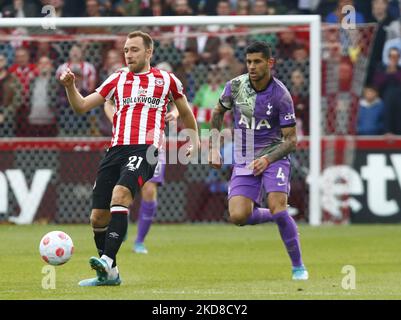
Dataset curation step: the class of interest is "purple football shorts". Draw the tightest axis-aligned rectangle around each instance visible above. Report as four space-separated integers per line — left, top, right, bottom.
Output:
228 159 291 205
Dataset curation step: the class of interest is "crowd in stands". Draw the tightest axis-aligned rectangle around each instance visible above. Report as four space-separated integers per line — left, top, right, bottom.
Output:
1 0 401 137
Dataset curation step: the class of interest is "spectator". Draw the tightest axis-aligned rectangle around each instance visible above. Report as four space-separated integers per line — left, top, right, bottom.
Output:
187 0 218 15
58 0 87 17
77 0 109 34
270 0 300 14
251 0 273 15
382 37 401 67
30 41 63 67
45 0 67 17
373 47 401 134
0 55 13 109
365 0 394 85
357 86 385 135
56 44 97 136
170 0 193 51
97 48 124 136
174 48 207 102
365 0 390 22
297 0 321 14
8 47 37 137
56 44 97 94
85 0 100 17
293 44 309 64
28 56 58 136
290 68 310 136
205 0 237 45
276 43 309 88
276 29 301 60
325 0 365 24
186 26 221 65
321 25 342 64
2 0 39 17
338 58 354 92
0 29 15 65
217 44 245 82
141 0 164 16
374 47 401 95
216 0 233 15
249 0 277 46
235 0 250 15
315 0 338 16
192 65 225 133
97 0 116 16
99 48 124 83
114 0 141 16
388 0 401 19
385 3 401 40
152 35 183 67
0 53 20 137
325 1 365 58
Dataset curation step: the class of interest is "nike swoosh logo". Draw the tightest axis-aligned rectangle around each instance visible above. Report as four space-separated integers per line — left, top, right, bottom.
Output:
277 182 286 186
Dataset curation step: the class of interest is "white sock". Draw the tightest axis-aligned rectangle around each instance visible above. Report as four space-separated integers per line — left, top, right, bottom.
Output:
108 266 119 280
100 254 113 270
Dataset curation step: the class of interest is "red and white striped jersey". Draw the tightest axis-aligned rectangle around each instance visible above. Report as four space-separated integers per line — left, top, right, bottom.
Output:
96 67 184 148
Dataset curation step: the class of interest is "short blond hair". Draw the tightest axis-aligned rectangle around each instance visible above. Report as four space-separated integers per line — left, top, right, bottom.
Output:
127 31 154 50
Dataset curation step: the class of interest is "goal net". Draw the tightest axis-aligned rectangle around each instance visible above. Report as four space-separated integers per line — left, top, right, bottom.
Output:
0 16 376 224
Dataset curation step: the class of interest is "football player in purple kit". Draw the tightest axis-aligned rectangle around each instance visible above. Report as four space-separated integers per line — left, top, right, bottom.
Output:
208 41 308 280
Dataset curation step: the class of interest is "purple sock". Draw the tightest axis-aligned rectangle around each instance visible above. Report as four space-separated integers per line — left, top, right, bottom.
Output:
136 200 157 244
245 207 274 225
272 210 303 267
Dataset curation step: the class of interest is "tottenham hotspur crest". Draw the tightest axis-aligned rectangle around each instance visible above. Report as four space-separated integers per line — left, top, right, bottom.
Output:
266 103 273 115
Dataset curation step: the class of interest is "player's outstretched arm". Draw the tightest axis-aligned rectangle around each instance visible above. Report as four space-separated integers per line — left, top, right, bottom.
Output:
59 68 104 115
174 95 200 156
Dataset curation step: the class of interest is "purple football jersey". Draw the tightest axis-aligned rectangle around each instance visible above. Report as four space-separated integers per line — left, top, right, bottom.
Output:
219 75 296 167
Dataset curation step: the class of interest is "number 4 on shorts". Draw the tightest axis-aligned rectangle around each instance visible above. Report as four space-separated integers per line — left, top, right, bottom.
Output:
276 167 285 181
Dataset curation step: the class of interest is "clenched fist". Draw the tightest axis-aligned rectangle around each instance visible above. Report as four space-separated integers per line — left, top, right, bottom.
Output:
59 68 75 88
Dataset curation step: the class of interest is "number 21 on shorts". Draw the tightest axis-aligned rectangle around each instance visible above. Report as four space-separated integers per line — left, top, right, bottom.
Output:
126 156 143 171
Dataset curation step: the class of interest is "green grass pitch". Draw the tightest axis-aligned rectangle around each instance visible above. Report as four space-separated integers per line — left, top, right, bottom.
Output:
1 223 401 300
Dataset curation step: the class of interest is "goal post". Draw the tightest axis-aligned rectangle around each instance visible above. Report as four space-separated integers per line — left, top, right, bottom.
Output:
0 15 322 225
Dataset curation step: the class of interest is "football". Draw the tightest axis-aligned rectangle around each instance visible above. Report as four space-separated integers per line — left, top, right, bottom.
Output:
39 231 74 266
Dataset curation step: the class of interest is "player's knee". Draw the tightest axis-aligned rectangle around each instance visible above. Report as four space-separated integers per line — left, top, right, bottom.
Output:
269 202 287 214
141 182 157 201
229 208 248 226
90 209 110 228
111 185 133 207
268 194 287 214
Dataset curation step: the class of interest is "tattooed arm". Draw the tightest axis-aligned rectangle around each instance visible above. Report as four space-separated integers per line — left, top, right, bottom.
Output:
211 103 228 130
208 103 228 169
266 126 297 162
248 126 297 176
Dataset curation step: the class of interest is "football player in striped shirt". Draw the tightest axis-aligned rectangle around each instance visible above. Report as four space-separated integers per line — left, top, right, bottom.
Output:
59 30 199 286
104 98 178 255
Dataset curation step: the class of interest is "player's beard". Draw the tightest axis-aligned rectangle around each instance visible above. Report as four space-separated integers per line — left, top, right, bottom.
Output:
250 69 270 83
128 59 147 73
